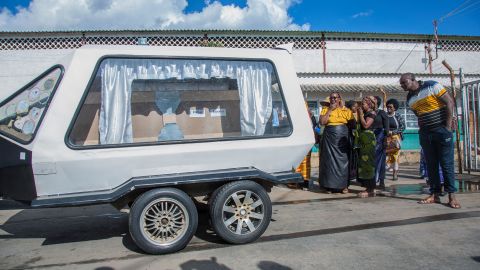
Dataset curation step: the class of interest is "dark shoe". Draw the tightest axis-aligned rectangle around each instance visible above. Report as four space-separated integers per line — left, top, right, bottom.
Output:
392 170 398 181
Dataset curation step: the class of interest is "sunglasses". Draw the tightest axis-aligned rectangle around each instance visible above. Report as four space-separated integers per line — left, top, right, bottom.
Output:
330 96 340 100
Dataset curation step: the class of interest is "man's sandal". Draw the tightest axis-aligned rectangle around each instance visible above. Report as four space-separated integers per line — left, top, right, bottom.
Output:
418 195 441 204
448 194 461 209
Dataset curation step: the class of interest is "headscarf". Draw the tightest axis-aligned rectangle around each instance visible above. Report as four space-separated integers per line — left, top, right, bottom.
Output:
363 96 377 110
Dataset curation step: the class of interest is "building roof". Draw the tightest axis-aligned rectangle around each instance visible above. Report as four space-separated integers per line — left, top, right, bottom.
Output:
301 84 453 93
1 29 479 52
1 29 479 41
297 72 480 77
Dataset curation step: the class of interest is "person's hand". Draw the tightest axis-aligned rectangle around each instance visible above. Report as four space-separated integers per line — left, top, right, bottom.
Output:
380 87 386 96
445 118 457 132
451 117 458 131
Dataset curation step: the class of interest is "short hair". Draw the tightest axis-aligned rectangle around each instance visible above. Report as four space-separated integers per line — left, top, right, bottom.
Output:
345 100 356 109
374 96 382 106
401 72 416 81
386 98 400 110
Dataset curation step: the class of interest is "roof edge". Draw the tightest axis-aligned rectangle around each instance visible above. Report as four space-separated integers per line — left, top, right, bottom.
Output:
297 72 480 76
0 29 479 41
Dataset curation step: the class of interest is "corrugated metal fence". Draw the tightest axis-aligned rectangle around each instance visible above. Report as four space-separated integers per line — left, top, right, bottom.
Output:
460 75 480 172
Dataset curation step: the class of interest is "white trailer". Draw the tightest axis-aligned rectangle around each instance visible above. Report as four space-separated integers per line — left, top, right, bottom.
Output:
0 45 314 254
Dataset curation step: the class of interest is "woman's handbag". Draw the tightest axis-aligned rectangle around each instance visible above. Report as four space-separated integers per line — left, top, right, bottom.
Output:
386 134 401 154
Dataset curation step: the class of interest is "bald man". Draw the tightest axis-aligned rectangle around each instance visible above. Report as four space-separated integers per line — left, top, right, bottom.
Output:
400 73 460 209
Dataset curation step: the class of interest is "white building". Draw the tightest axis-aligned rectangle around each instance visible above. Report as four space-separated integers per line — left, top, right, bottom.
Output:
1 30 480 149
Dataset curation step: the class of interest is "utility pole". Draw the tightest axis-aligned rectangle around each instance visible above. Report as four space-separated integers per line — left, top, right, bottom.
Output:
442 60 463 174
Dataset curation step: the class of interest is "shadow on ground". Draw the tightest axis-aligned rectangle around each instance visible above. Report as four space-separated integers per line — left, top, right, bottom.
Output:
0 201 226 253
0 203 142 250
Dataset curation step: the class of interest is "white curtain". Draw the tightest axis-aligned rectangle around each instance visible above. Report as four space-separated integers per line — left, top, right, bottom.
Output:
98 59 273 144
236 65 272 136
99 60 134 144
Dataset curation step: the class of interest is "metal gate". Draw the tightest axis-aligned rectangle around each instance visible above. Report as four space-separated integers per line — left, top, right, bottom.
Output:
460 74 480 172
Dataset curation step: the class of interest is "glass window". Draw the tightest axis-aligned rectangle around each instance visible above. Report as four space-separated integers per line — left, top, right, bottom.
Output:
307 101 319 122
399 101 418 129
68 58 292 147
0 67 63 143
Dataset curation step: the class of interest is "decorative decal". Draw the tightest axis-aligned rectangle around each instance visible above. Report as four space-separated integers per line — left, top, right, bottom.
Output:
29 107 41 120
29 87 41 102
43 78 55 91
16 100 29 115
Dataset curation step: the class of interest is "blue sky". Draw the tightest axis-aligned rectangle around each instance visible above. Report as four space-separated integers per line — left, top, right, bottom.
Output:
1 0 479 35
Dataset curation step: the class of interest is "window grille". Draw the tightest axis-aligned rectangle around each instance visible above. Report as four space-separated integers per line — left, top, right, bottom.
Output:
1 33 478 51
399 101 419 130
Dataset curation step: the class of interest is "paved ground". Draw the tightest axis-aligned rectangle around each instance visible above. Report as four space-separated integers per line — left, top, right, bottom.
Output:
0 164 479 270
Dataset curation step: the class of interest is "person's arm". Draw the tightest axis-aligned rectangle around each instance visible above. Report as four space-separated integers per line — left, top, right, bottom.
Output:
439 92 456 131
319 109 331 125
358 111 375 129
362 117 374 129
380 87 387 109
396 112 406 135
382 110 389 135
319 102 337 125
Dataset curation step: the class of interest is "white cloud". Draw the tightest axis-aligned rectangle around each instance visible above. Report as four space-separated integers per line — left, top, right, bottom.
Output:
0 0 309 31
352 10 373 19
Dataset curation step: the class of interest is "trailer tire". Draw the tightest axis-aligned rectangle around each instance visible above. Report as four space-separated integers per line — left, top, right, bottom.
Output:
129 188 198 255
209 180 271 244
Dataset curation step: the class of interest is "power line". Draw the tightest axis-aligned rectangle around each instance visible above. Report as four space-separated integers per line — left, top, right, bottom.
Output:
439 0 480 23
439 0 472 21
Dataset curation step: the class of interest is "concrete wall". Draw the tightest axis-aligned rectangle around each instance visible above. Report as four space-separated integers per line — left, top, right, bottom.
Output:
292 41 480 75
1 40 479 103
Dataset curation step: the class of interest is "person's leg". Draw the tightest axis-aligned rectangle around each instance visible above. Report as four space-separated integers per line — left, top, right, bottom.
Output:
436 128 455 192
436 127 461 208
386 153 393 171
374 130 386 189
392 148 400 180
358 178 376 197
418 130 441 203
421 131 442 194
419 148 426 177
379 145 387 187
392 166 398 181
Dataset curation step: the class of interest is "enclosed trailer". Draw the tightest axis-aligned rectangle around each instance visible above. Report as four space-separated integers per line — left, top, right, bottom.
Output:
0 45 314 254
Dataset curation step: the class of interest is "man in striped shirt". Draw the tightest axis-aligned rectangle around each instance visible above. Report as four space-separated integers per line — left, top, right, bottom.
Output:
400 73 461 209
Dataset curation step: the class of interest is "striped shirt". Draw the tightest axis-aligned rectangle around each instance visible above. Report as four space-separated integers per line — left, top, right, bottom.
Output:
407 80 447 130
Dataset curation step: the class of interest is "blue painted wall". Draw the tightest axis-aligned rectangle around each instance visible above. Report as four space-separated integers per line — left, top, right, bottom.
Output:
402 129 463 150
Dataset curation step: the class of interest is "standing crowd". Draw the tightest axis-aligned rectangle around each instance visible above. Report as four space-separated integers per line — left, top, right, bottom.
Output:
315 73 461 208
